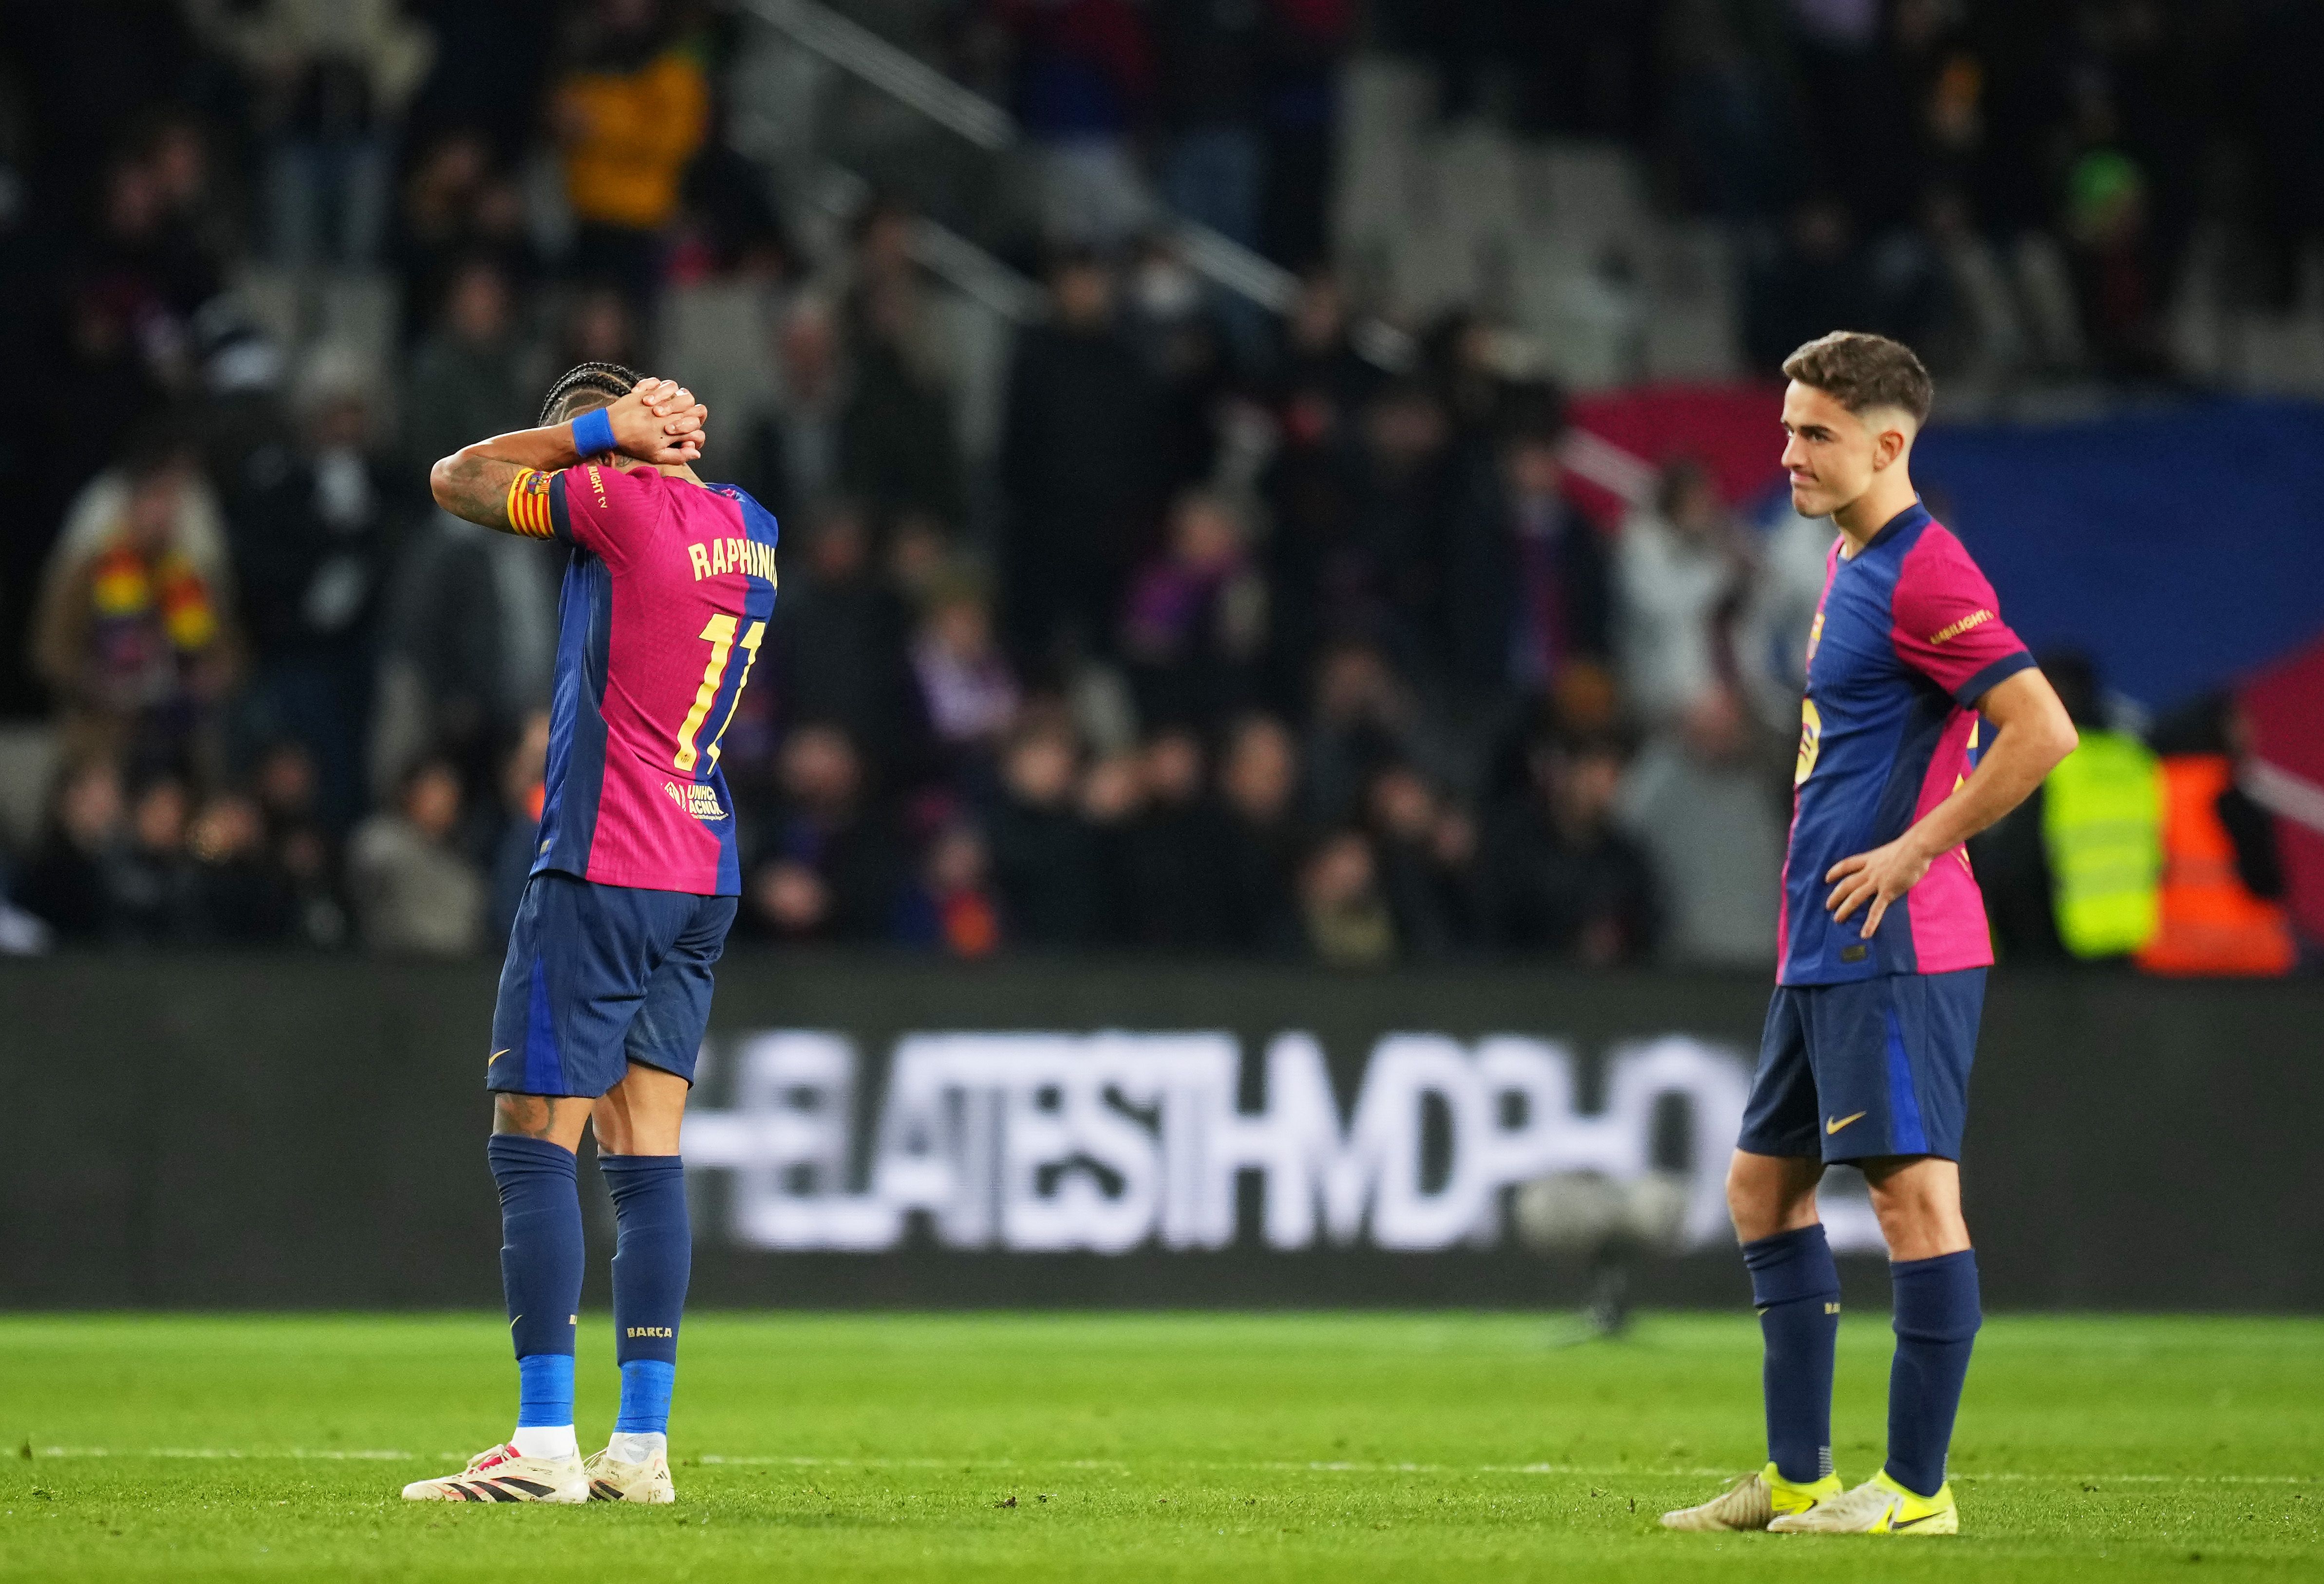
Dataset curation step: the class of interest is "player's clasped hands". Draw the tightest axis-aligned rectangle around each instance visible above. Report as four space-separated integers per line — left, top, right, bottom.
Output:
608 376 712 466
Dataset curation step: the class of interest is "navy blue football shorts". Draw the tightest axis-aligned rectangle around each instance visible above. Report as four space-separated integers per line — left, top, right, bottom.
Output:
486 871 739 1099
1737 968 1987 1163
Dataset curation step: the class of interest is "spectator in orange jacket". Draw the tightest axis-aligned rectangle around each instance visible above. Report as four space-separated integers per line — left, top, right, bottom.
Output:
551 0 710 307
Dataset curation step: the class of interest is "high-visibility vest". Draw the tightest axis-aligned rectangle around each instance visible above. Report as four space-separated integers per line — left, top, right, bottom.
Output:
2135 754 2297 977
2041 728 2162 958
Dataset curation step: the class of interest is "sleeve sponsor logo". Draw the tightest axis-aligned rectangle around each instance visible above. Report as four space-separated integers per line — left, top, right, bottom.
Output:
586 465 608 508
1928 608 1995 644
687 538 777 582
663 781 729 820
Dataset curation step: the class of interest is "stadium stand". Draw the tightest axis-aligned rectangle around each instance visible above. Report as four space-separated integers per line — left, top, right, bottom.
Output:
0 0 2317 972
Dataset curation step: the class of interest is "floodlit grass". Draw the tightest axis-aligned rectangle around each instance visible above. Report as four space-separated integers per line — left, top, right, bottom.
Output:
1 1312 2319 1581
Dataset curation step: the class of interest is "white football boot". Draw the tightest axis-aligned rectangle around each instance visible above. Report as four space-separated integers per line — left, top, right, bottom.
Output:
1661 1463 1844 1531
584 1444 678 1504
400 1442 588 1504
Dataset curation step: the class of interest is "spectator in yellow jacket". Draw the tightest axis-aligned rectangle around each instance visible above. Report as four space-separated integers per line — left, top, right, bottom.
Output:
552 0 710 306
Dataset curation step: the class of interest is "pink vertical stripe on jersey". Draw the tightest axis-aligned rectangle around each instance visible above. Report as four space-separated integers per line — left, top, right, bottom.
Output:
1902 709 1997 973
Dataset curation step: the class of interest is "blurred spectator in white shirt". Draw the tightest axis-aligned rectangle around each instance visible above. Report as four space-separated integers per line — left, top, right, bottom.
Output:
1616 683 1785 969
1614 458 1755 730
1737 504 1840 736
348 757 483 956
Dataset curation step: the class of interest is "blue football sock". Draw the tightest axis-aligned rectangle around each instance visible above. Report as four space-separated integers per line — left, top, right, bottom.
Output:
1743 1224 1841 1485
1886 1249 1981 1498
487 1134 583 1432
601 1153 690 1436
517 1354 575 1429
616 1360 677 1437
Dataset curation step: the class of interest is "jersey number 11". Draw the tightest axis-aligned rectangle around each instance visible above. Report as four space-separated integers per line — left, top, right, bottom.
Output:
675 613 765 773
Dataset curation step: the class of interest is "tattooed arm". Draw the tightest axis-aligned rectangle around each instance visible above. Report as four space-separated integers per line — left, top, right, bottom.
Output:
428 377 709 533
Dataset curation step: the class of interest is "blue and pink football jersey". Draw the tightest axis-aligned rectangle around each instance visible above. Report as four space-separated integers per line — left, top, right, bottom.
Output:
510 461 778 896
1779 503 2033 985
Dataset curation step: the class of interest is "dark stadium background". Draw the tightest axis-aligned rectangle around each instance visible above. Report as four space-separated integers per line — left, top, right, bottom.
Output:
0 0 2320 1311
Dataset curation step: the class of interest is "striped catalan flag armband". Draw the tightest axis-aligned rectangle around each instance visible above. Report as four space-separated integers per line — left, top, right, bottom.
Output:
506 467 558 539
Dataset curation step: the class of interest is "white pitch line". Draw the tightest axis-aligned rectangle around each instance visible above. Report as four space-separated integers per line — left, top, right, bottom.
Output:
33 1448 418 1461
1951 1472 2319 1487
698 1455 1028 1470
1252 1461 2318 1487
25 1448 2317 1487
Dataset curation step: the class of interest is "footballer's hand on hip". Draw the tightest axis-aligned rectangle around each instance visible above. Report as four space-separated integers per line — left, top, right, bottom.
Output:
1825 835 1934 938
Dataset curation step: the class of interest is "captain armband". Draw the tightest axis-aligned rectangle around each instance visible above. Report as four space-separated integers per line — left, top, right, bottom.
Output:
506 468 558 539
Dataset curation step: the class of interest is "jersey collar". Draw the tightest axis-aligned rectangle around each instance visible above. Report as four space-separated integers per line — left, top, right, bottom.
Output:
1857 500 1930 555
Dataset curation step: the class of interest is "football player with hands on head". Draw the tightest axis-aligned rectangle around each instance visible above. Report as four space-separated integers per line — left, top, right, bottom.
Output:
400 363 780 1506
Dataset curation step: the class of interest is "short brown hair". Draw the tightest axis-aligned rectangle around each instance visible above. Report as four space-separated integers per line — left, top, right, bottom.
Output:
1781 332 1933 424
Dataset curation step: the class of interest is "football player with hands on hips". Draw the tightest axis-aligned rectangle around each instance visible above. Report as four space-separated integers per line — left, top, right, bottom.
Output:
1662 332 2078 1538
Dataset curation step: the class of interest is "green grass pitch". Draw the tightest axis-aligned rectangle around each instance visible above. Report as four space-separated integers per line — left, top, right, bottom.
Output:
1 1312 2318 1581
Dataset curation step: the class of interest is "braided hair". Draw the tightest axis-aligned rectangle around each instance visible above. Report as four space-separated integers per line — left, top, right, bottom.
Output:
538 360 645 427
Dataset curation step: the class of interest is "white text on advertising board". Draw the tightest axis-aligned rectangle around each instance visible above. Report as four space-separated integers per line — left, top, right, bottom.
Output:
680 1030 1886 1254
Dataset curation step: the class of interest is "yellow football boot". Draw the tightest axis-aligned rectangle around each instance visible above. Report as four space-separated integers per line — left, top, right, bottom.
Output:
1767 1469 1958 1534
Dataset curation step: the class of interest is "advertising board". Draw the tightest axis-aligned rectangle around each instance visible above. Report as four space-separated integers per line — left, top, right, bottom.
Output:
4 956 2319 1309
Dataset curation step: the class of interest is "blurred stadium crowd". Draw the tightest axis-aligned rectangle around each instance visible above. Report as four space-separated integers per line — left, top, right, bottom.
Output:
0 0 2309 970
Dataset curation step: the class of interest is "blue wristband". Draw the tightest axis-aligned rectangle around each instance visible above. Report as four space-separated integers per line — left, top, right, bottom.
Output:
570 406 616 458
